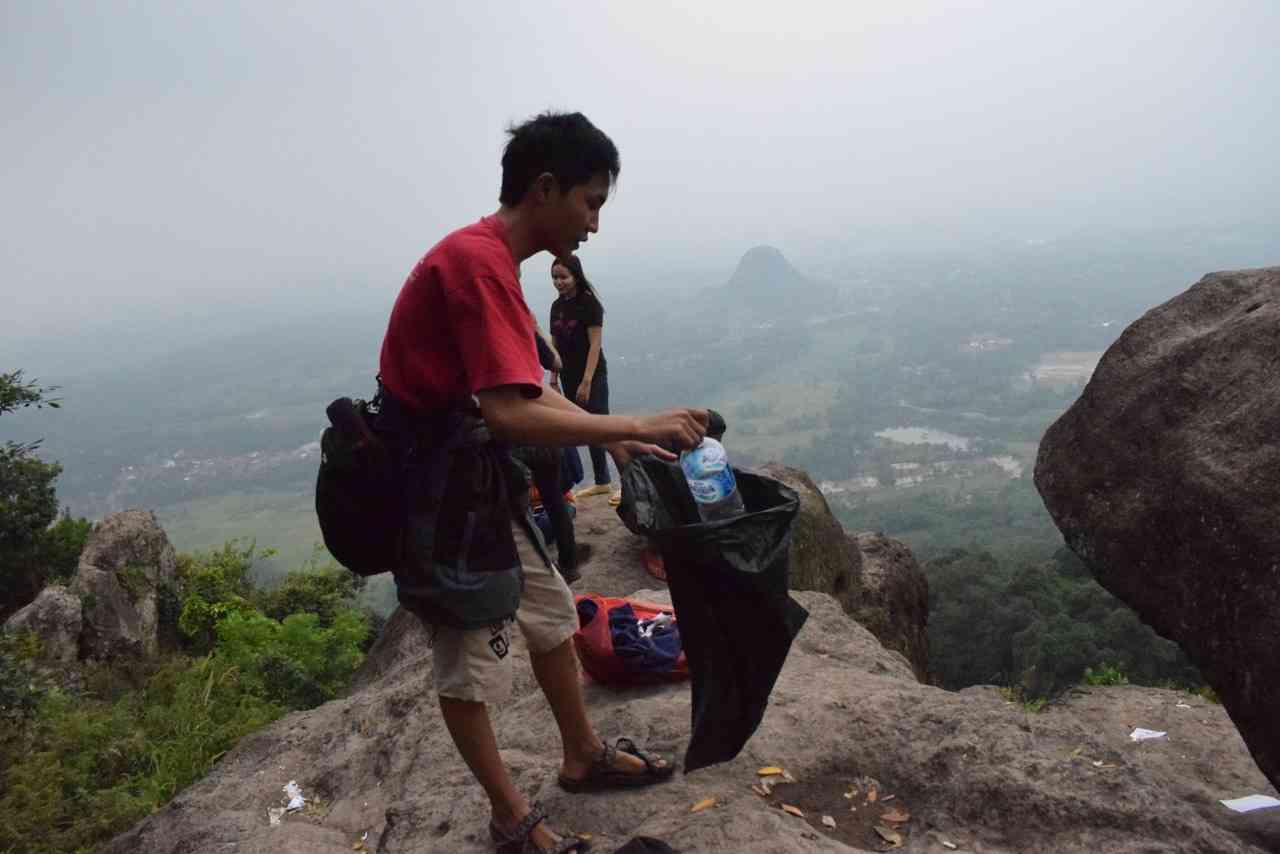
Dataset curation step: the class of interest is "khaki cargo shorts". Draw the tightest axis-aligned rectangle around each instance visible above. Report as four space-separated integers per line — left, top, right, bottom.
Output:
431 522 578 704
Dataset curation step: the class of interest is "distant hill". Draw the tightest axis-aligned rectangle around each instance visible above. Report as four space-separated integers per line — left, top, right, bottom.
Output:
711 245 837 320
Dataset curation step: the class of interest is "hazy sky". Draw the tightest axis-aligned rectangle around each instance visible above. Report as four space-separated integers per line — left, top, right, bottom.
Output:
4 0 1278 342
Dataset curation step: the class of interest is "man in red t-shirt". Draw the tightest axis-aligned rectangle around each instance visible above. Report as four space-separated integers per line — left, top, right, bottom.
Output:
378 112 706 853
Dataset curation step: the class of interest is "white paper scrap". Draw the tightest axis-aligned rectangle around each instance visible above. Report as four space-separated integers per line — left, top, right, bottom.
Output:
1129 728 1167 742
283 780 306 811
1221 795 1280 813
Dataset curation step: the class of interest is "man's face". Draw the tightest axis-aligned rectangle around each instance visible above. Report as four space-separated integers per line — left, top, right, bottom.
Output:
544 172 609 258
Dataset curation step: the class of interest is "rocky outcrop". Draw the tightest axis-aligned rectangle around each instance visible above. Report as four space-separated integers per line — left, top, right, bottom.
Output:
70 510 177 659
847 533 929 682
102 471 1280 853
1036 267 1280 792
748 464 866 610
102 585 1280 853
748 465 929 679
2 586 82 663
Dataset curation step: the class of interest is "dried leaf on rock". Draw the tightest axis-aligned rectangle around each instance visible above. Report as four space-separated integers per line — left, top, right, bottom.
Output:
690 797 717 813
866 787 879 803
874 824 904 846
882 807 911 823
781 804 805 818
751 785 769 798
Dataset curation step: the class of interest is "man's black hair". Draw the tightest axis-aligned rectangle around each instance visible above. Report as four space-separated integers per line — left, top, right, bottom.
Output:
500 111 620 206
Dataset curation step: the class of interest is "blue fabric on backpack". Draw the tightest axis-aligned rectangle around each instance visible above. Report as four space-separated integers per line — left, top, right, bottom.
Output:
607 603 683 676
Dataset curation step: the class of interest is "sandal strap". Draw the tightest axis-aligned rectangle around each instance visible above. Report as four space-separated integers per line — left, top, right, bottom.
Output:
492 801 548 847
613 736 661 774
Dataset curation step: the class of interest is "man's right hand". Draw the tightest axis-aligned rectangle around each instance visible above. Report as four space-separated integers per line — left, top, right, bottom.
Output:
634 409 709 452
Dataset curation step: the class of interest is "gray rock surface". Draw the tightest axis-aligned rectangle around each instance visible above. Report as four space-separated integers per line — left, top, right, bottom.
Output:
747 464 866 613
71 509 177 659
103 484 1280 853
1035 267 1280 792
848 533 929 682
2 585 82 663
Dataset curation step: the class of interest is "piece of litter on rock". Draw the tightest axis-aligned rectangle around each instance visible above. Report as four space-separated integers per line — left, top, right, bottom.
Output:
874 824 904 846
1092 760 1103 767
882 794 896 802
781 804 805 818
283 780 306 812
268 807 286 827
941 841 958 850
1220 795 1280 813
1175 702 1191 709
1129 728 1167 742
690 797 717 813
821 815 837 828
758 766 784 776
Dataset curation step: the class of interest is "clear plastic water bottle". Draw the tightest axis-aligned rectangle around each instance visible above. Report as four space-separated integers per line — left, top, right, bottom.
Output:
680 437 745 522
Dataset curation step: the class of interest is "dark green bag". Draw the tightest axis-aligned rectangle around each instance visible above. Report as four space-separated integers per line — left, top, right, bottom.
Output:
314 387 530 629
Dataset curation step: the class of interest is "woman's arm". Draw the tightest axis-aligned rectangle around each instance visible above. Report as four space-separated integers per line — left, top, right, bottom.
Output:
576 325 603 406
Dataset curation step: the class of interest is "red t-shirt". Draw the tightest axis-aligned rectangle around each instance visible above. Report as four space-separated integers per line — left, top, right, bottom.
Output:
379 216 543 412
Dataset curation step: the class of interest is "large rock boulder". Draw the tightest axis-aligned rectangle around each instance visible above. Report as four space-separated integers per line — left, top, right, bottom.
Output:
847 533 929 682
71 510 177 659
747 464 865 611
1035 266 1280 792
3 585 82 663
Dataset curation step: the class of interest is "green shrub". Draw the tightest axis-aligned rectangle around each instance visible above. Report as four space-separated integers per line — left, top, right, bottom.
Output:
1083 663 1129 686
0 657 282 854
0 541 373 854
175 541 267 652
257 559 364 628
215 608 369 709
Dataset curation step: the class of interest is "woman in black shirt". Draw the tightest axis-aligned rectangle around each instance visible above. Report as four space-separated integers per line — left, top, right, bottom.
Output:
549 255 614 499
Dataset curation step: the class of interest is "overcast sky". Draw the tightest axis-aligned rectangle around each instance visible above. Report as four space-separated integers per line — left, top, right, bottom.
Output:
4 0 1278 343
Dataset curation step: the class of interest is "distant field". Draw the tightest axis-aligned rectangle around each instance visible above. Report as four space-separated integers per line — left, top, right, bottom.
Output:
710 317 869 459
1031 351 1102 385
158 488 322 581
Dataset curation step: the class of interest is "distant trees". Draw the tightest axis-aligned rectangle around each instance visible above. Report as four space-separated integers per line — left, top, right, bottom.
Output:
926 546 1202 698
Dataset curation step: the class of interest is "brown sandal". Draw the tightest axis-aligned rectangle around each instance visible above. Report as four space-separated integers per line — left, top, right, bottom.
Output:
557 737 676 793
490 802 591 853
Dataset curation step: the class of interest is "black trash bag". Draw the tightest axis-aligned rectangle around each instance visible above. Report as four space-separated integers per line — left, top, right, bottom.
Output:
617 454 808 773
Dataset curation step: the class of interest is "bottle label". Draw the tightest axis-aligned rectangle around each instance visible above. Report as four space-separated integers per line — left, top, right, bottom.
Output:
688 465 736 504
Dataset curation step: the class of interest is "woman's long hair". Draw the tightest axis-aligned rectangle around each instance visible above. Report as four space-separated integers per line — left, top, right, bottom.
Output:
552 254 603 310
